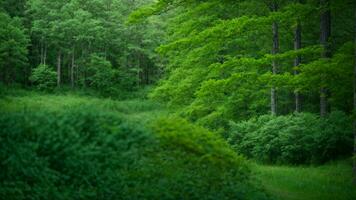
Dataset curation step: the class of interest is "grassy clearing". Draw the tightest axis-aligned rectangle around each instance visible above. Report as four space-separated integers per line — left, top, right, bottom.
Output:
0 89 168 125
253 160 356 200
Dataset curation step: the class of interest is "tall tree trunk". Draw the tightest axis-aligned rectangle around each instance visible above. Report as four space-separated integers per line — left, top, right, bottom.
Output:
320 0 331 117
353 0 356 185
57 51 61 87
271 2 279 116
40 41 43 65
294 21 302 112
71 48 75 88
43 43 47 66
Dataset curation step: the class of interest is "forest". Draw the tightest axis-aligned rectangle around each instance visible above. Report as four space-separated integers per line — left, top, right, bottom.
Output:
0 0 355 199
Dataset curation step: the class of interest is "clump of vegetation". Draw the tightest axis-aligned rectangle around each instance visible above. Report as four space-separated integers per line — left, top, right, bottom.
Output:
86 54 120 96
0 108 269 200
29 64 57 91
228 112 353 164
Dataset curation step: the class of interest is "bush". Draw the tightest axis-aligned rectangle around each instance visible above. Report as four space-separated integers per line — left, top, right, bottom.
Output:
0 109 269 200
228 112 353 164
86 55 119 96
29 64 57 91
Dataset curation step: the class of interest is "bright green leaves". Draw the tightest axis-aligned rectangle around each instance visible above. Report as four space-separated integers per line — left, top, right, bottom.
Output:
29 64 57 91
228 111 353 164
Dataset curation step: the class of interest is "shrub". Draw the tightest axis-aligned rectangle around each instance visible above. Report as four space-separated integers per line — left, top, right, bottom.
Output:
86 55 119 96
228 112 353 164
0 109 269 200
29 64 57 91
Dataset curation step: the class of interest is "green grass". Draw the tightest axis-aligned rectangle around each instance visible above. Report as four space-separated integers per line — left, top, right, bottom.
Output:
0 89 168 125
253 160 356 200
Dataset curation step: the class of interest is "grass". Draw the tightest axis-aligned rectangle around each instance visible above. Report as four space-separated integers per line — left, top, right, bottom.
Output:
0 89 168 125
1 89 355 200
253 160 356 200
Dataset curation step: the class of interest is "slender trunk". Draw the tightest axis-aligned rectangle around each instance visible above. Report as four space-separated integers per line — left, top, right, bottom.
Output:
57 51 61 87
137 54 140 88
44 43 47 66
71 48 75 88
40 41 43 65
353 0 356 185
320 0 331 117
271 3 279 116
294 21 302 112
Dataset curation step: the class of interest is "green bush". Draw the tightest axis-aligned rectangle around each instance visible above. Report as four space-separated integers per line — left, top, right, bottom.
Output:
0 109 269 200
86 55 119 96
228 112 353 164
29 64 57 91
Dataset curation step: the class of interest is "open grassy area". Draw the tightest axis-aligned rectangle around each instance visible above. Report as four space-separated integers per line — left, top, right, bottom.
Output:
0 89 168 125
254 160 356 200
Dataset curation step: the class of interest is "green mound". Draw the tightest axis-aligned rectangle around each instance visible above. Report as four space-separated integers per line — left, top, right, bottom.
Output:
0 108 269 200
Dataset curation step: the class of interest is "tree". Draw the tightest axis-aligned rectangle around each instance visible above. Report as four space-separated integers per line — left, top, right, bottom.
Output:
320 0 331 117
27 0 160 90
0 12 29 84
353 0 356 184
271 1 279 115
294 1 302 112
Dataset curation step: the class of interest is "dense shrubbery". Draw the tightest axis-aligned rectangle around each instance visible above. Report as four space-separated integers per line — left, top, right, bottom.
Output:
0 108 269 200
228 112 353 164
84 54 140 97
86 55 120 96
29 64 57 91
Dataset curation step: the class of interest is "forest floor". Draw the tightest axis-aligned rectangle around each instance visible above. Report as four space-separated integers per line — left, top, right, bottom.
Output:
0 90 355 200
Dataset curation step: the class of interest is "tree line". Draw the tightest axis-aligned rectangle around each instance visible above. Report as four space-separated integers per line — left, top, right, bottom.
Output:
0 0 163 94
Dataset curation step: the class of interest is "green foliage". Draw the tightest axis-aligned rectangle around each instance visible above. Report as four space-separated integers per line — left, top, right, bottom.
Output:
0 92 270 200
150 117 270 200
0 11 29 84
86 55 118 95
228 112 353 164
142 0 355 131
26 0 162 89
29 64 57 91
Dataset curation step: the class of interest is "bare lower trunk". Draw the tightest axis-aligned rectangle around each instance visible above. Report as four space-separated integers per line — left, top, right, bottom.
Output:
271 3 279 115
44 44 47 66
271 87 277 115
57 51 61 87
320 88 327 117
353 70 356 184
294 21 302 112
40 41 43 65
71 48 75 88
353 0 356 185
320 0 331 117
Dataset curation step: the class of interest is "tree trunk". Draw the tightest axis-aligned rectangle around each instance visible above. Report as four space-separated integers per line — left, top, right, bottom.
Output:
353 0 356 185
57 51 61 87
320 0 331 117
294 21 302 112
271 2 279 116
71 48 75 88
44 43 47 66
40 41 43 65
